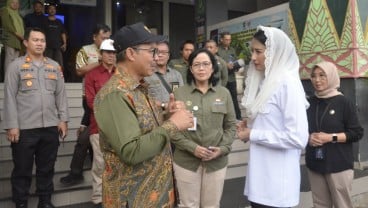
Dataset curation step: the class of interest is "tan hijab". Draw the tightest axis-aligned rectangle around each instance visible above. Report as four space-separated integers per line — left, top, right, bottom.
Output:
312 61 342 98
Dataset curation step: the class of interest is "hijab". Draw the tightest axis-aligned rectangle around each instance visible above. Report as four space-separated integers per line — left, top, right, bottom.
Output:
312 61 342 98
5 0 24 36
241 25 309 121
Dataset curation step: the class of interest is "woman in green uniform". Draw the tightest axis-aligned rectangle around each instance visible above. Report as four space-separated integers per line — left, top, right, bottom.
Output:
172 48 236 208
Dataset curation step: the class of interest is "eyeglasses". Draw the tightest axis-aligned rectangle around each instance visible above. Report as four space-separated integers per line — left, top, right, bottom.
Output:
191 62 212 69
157 50 170 56
132 47 159 57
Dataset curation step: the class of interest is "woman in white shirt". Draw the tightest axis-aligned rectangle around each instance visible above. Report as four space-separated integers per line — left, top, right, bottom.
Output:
237 26 309 208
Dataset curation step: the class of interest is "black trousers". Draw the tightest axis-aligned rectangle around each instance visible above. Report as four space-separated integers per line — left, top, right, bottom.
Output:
250 201 290 208
11 127 59 203
69 96 92 175
69 126 92 175
226 81 242 120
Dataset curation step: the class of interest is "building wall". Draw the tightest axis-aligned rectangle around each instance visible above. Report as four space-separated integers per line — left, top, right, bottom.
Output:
168 3 195 59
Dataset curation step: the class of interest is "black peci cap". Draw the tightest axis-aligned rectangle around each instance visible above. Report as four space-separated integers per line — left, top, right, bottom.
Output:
112 22 166 53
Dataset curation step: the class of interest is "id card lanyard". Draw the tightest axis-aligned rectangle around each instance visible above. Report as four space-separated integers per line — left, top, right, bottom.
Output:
315 100 332 132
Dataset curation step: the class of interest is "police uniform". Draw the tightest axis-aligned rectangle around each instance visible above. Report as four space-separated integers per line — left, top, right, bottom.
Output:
3 55 69 205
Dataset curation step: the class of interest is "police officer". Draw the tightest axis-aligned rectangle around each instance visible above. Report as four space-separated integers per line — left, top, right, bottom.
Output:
3 27 69 208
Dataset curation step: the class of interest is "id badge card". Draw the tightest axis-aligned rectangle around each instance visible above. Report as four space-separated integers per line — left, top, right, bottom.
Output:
171 82 180 91
188 117 197 131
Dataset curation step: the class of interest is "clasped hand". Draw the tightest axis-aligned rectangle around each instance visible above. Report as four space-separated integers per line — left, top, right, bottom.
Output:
309 132 330 147
194 145 221 161
236 119 250 142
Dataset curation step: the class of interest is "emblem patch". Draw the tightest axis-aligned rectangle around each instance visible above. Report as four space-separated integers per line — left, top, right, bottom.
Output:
26 80 33 87
24 73 33 79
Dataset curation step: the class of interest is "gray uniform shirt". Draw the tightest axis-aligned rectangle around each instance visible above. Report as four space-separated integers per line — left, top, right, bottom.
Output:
144 67 184 103
3 55 69 130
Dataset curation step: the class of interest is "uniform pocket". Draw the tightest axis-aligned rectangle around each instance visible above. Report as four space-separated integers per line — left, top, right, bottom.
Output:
20 72 38 91
45 73 58 91
212 103 227 114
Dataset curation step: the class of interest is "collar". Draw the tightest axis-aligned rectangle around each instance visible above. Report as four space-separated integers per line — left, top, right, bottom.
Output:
116 68 146 91
25 55 48 64
166 66 173 72
97 64 116 74
189 82 217 93
179 57 188 65
155 67 170 75
83 43 99 52
219 45 230 50
23 55 61 71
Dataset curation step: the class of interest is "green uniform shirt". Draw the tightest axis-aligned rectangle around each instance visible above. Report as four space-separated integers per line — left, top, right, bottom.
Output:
217 45 237 82
215 55 229 87
173 84 236 172
168 58 189 84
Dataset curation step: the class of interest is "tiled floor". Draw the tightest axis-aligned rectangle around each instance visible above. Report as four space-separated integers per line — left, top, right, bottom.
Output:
59 202 94 208
60 166 368 208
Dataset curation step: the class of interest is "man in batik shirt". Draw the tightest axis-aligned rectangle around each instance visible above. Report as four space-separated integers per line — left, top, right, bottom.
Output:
94 22 194 208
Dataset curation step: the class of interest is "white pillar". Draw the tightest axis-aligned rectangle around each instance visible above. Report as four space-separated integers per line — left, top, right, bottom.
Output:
162 0 169 36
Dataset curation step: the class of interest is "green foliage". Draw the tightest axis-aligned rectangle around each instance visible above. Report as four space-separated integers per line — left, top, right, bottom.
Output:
231 38 251 65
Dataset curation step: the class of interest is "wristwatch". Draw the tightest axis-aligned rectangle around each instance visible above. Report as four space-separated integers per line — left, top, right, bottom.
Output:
161 103 166 111
332 133 338 143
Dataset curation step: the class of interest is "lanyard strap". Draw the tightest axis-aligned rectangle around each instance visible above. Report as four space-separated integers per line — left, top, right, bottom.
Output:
155 72 172 94
315 100 332 132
